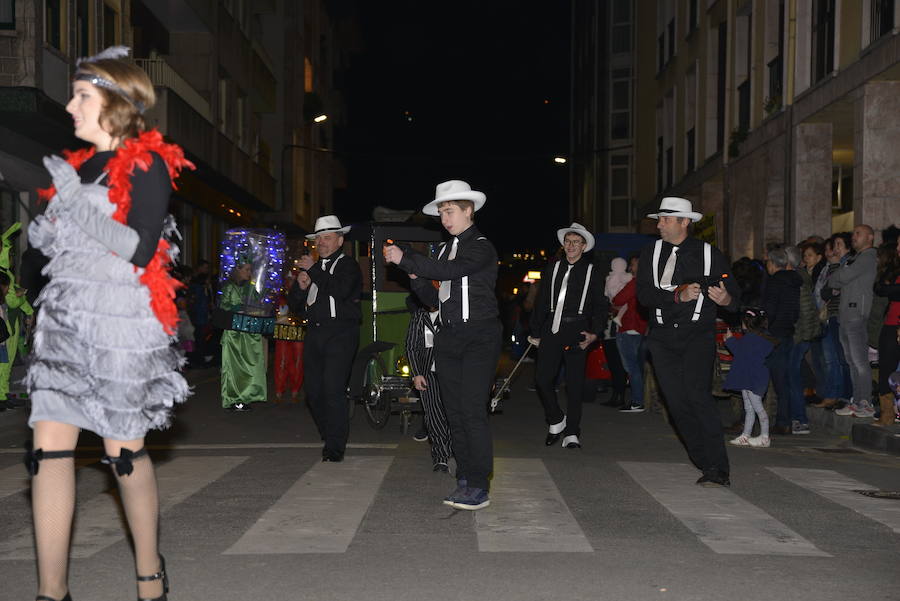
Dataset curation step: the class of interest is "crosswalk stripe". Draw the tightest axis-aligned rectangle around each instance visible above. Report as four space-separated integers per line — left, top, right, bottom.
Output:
620 461 830 556
0 443 398 454
475 458 593 552
768 467 900 533
0 456 247 560
223 456 393 555
0 459 96 501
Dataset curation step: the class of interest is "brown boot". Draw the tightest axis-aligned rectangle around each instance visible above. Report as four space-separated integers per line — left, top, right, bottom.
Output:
813 397 838 408
875 393 896 426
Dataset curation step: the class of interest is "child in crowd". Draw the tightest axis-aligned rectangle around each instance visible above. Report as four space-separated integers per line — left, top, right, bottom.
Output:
724 308 775 447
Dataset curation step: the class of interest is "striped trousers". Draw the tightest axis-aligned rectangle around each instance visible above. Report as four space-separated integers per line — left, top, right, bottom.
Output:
419 371 452 464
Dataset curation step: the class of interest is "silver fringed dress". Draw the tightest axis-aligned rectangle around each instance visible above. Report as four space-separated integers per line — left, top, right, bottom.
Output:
26 152 189 440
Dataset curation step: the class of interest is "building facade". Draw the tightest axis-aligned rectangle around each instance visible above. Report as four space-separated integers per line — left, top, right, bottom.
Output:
0 0 354 274
573 0 900 259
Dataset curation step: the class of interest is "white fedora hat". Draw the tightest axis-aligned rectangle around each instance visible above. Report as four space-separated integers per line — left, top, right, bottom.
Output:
557 222 595 252
646 196 703 222
305 215 351 240
422 180 486 216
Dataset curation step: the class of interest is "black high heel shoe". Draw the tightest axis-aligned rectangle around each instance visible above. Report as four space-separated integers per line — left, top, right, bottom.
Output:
36 595 72 601
137 554 169 601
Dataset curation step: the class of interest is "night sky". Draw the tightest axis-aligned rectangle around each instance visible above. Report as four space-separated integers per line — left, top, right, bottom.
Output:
336 1 571 254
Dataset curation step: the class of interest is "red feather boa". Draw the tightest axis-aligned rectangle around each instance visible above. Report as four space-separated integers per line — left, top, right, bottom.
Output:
38 129 195 335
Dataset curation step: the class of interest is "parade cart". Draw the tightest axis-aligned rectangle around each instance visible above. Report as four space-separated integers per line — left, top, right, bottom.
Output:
345 222 445 433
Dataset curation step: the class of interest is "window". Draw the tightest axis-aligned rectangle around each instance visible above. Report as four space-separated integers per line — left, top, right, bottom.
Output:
667 19 675 60
611 0 631 54
304 57 314 93
870 0 895 44
812 0 835 83
686 128 696 172
684 65 697 171
45 0 62 50
610 75 631 140
657 33 665 72
610 155 631 227
688 0 699 34
218 79 228 135
0 0 14 30
103 2 120 48
716 22 727 151
76 0 90 57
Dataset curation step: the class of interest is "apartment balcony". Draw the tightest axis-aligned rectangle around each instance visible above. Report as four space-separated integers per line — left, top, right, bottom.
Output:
141 63 274 211
136 58 212 124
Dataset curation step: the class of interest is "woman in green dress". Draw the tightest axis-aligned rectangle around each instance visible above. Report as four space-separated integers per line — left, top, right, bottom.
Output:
220 262 267 411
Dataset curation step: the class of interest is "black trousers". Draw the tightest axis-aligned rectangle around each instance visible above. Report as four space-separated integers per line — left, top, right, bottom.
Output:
646 324 729 475
303 323 359 456
434 318 502 491
535 321 588 436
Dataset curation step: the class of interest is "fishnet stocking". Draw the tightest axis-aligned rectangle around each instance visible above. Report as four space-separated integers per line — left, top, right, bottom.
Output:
32 455 75 600
111 453 165 600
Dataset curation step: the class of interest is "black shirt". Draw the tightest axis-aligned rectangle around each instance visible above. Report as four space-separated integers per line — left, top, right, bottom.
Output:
78 151 172 268
636 236 740 328
399 224 499 324
288 249 361 324
530 255 608 337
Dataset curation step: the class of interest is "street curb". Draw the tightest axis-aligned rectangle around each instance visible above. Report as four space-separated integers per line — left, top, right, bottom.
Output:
806 404 900 455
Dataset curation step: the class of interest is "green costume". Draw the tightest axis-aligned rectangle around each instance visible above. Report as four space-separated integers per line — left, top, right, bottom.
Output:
0 223 33 401
219 280 267 407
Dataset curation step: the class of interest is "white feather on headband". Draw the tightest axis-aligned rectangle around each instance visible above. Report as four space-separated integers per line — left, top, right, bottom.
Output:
76 45 132 67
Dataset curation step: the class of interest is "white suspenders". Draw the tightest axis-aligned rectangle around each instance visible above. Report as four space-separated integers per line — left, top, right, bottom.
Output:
550 261 593 314
652 240 710 324
307 253 344 319
437 237 485 322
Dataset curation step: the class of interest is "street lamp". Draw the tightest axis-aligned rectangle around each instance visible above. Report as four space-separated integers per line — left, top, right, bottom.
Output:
313 114 328 123
553 156 567 164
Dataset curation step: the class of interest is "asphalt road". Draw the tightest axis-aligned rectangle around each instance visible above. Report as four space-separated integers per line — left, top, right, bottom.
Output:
1 362 898 601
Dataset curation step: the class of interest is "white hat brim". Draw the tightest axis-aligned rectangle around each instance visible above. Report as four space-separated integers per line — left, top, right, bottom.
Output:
422 191 486 216
305 225 351 240
557 227 595 252
646 211 703 223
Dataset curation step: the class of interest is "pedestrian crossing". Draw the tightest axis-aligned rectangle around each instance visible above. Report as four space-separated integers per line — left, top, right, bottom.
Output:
0 456 896 560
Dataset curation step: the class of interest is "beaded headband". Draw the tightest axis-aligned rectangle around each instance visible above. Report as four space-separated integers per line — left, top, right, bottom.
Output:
74 46 146 114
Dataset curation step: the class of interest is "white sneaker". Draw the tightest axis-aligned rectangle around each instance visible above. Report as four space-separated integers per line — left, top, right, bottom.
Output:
835 402 858 416
748 435 770 448
729 435 751 446
854 402 875 418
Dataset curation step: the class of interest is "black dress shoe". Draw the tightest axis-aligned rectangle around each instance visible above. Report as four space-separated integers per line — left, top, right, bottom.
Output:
545 432 562 446
322 452 344 462
696 470 731 487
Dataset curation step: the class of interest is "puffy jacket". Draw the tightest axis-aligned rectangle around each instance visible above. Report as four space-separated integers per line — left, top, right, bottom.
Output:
763 269 801 338
794 269 822 342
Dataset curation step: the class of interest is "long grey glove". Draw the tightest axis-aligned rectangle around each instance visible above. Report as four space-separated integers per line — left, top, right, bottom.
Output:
43 155 83 203
68 199 139 261
28 215 58 254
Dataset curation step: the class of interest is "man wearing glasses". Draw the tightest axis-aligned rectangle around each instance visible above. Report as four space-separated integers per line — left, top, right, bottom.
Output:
529 223 607 449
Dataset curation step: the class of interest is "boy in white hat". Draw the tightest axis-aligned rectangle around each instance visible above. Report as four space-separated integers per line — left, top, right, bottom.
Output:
384 180 500 510
636 197 741 487
289 215 361 462
529 223 607 449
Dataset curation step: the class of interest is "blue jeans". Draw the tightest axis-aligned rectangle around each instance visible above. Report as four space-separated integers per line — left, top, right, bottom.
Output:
789 340 811 424
817 317 851 399
616 332 645 406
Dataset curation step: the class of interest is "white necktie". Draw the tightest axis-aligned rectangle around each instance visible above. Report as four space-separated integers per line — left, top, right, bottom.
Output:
438 238 459 303
306 259 330 305
659 247 678 291
551 264 573 334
